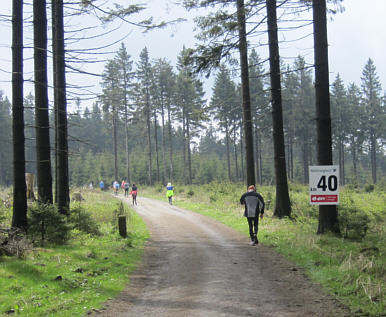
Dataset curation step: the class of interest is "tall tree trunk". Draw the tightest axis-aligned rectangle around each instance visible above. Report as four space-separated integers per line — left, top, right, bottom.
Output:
286 139 290 181
11 0 27 231
186 117 192 185
341 140 345 185
52 0 58 203
161 99 167 184
236 0 255 187
123 77 131 183
266 0 291 218
351 136 357 180
113 108 118 181
167 104 174 182
233 121 239 181
370 129 376 183
258 137 263 184
53 0 69 214
34 0 53 204
124 105 130 183
239 120 245 182
254 125 260 184
302 134 309 184
225 122 231 181
154 109 160 182
290 134 294 180
146 92 152 186
182 113 187 184
313 0 338 234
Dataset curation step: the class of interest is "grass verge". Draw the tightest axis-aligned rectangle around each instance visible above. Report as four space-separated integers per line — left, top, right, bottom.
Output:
0 190 148 316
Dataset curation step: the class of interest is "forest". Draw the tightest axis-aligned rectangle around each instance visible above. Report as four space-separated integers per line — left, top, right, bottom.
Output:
0 1 385 316
1 51 385 188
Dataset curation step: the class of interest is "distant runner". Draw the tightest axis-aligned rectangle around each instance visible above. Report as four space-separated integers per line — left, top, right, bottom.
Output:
113 180 120 195
124 181 130 197
130 183 138 205
166 182 174 205
240 185 265 245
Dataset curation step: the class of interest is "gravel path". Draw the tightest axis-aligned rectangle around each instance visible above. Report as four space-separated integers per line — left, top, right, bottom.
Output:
92 196 348 317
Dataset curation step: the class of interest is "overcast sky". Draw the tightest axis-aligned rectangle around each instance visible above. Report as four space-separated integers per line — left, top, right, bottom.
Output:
0 0 385 109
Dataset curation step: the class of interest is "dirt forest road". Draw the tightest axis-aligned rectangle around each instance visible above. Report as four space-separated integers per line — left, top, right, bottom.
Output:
94 196 348 317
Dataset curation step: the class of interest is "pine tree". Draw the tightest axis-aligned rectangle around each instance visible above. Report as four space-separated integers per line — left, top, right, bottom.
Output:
211 65 238 181
101 60 121 181
331 74 347 184
115 43 134 184
153 59 176 183
136 47 154 185
360 58 383 184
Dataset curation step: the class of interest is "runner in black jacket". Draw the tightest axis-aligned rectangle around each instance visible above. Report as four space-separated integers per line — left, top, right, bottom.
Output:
240 185 265 245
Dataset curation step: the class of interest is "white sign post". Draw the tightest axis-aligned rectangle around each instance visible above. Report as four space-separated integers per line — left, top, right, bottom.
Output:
309 165 339 205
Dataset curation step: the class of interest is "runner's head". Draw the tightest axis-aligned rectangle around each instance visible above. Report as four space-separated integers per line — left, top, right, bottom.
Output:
248 185 255 192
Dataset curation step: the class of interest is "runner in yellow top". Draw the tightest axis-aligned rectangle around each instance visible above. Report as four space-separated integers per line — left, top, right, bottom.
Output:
166 182 174 205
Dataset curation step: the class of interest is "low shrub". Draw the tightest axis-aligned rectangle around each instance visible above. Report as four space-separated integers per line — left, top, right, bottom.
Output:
338 205 370 240
187 189 194 197
69 205 101 236
27 203 71 246
364 183 375 193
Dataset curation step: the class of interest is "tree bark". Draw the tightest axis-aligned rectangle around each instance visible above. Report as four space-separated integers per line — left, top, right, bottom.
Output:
34 0 53 204
236 0 255 188
161 98 167 184
302 134 309 184
225 122 231 181
239 120 245 182
167 104 174 182
370 129 376 183
313 0 338 234
351 135 357 180
146 89 152 186
52 0 58 203
266 0 291 218
254 125 260 184
123 68 131 184
186 117 192 185
154 109 160 182
113 107 118 181
233 121 239 181
11 0 27 231
53 0 69 214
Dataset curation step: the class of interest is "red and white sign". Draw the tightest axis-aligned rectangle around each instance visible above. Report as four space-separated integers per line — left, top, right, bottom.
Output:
309 165 339 205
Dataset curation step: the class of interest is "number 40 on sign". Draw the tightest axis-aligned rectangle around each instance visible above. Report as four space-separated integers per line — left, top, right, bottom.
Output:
309 165 339 205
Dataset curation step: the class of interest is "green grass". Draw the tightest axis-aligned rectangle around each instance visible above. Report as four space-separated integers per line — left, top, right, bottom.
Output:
0 191 149 316
143 182 385 316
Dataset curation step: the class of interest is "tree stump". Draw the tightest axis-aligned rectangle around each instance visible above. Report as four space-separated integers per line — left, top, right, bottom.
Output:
71 192 84 202
25 173 35 200
118 215 127 238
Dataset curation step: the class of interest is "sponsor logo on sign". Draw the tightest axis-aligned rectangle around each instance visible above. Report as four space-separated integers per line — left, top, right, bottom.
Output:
310 195 338 203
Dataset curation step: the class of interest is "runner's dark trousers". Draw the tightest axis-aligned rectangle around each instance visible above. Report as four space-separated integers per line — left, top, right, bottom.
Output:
247 217 259 240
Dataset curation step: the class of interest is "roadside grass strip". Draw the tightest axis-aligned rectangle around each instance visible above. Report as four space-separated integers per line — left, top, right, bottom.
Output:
0 191 148 316
143 183 385 317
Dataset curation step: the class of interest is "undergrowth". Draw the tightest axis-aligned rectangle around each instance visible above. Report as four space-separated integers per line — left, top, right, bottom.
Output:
0 190 148 316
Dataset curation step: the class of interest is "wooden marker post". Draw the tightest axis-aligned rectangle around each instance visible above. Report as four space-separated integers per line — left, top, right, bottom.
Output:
118 215 127 238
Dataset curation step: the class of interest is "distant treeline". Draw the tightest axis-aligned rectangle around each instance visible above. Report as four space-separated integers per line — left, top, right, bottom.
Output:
0 50 384 187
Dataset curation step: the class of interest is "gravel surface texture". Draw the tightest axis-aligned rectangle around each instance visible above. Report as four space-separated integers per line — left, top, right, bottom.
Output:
91 196 348 317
